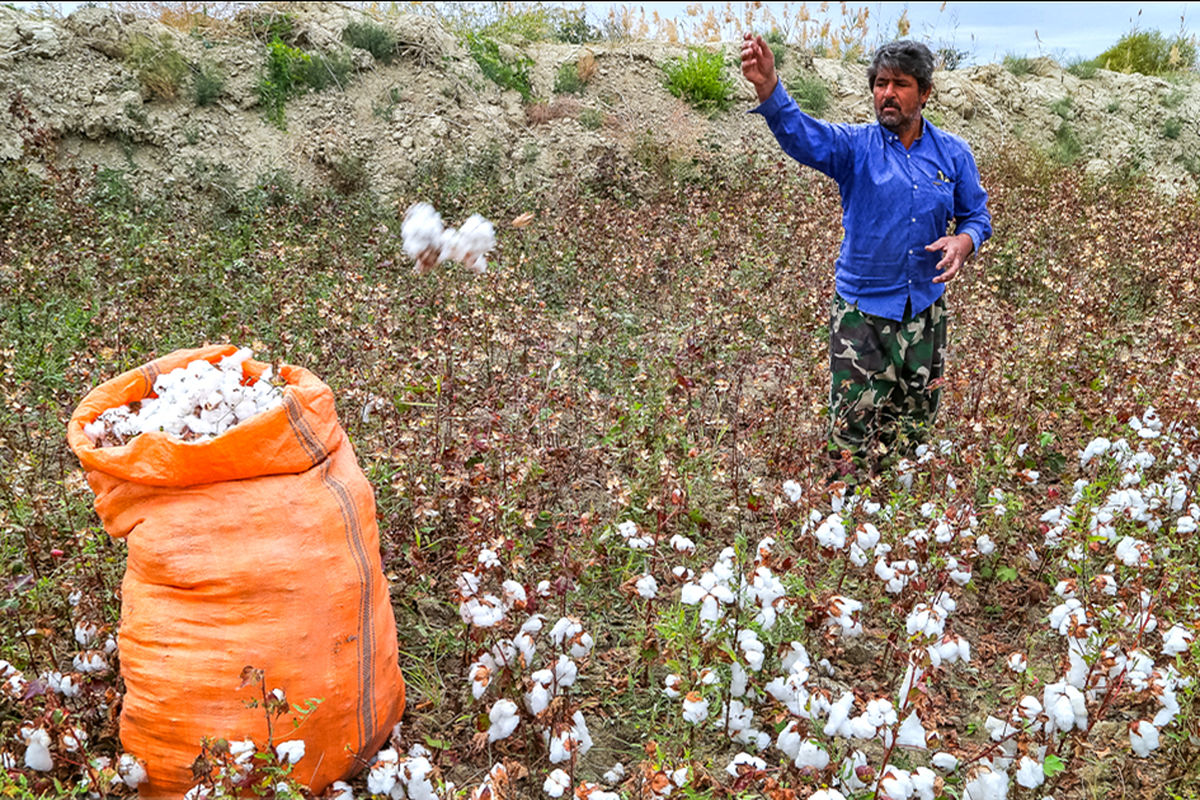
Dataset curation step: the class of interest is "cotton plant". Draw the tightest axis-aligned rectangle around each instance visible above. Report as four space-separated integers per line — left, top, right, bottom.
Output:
84 348 283 447
451 542 601 789
402 202 496 275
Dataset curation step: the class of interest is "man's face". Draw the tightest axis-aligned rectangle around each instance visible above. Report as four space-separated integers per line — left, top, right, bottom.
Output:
872 67 931 134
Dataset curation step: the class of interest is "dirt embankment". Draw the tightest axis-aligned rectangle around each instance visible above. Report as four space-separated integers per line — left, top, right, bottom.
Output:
2 3 1198 200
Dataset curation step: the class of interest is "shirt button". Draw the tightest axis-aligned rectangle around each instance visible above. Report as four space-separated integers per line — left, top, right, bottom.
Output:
913 184 918 189
906 154 911 159
908 249 913 255
909 279 913 284
911 217 916 222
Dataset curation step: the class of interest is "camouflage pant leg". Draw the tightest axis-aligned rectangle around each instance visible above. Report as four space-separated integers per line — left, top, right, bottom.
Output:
828 294 947 456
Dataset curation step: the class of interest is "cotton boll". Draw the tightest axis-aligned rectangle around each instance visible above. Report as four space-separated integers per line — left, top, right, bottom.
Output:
931 751 958 771
367 749 400 795
825 691 856 739
911 767 936 800
809 790 848 800
963 765 1008 800
878 767 913 800
1162 624 1194 656
23 729 52 772
897 712 929 749
602 762 626 785
544 768 571 797
725 752 766 776
793 739 830 770
1015 756 1044 788
1130 720 1160 757
456 214 496 269
402 203 445 273
487 699 520 742
275 740 305 764
682 692 709 725
118 754 148 788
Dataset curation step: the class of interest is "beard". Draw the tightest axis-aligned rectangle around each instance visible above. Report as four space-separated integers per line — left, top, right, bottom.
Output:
876 103 904 132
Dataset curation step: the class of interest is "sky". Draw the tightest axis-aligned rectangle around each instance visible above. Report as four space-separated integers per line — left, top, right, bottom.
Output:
8 2 1197 65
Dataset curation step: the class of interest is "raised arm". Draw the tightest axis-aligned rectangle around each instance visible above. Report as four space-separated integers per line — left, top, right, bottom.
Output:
741 33 778 103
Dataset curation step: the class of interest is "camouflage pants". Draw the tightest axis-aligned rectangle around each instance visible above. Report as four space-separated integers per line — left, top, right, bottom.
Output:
828 293 947 457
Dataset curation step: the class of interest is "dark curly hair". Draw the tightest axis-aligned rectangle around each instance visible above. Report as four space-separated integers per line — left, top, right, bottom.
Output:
867 40 936 94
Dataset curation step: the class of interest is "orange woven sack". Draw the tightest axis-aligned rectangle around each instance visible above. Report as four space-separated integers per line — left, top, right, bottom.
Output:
66 345 404 799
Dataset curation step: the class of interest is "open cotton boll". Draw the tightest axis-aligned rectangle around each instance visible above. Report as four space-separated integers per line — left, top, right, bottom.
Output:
682 692 709 725
931 751 958 771
1162 624 1194 656
809 790 848 800
725 752 766 776
118 753 148 788
1130 720 1160 757
275 740 305 765
24 729 53 771
1015 756 1045 788
544 768 571 797
402 203 445 273
602 762 626 784
487 698 520 742
897 711 929 749
793 739 830 770
456 214 496 274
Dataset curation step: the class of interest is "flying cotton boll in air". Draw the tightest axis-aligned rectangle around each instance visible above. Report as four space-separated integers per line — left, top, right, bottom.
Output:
402 203 445 274
454 214 497 274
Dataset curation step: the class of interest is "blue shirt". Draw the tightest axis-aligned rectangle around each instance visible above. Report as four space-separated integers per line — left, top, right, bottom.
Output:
752 80 992 321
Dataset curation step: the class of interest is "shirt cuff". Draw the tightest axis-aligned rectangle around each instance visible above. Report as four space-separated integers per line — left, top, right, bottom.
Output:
748 79 789 117
962 228 982 255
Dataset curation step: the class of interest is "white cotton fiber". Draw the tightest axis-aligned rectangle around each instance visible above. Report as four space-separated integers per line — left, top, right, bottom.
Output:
84 349 283 447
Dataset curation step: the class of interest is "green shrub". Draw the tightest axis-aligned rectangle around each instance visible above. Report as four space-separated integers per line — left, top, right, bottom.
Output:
1096 29 1197 75
1002 54 1033 76
1051 121 1082 164
1066 58 1098 78
192 62 224 106
1162 117 1184 139
125 34 189 101
937 46 968 70
464 32 533 101
1049 97 1073 119
578 107 603 130
765 29 787 69
552 7 598 43
1161 87 1185 109
553 62 585 94
343 20 397 63
664 48 732 113
257 38 352 128
785 72 829 117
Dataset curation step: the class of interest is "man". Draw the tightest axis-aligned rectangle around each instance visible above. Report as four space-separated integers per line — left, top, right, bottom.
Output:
741 36 991 467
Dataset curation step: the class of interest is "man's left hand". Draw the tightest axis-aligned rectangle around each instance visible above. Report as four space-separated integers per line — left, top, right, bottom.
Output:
926 233 974 283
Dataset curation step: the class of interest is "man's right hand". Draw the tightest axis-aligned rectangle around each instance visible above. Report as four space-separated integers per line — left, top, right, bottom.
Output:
741 33 778 104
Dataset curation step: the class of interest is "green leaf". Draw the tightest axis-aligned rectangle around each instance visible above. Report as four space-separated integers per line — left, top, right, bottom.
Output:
996 566 1019 582
1043 754 1066 777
